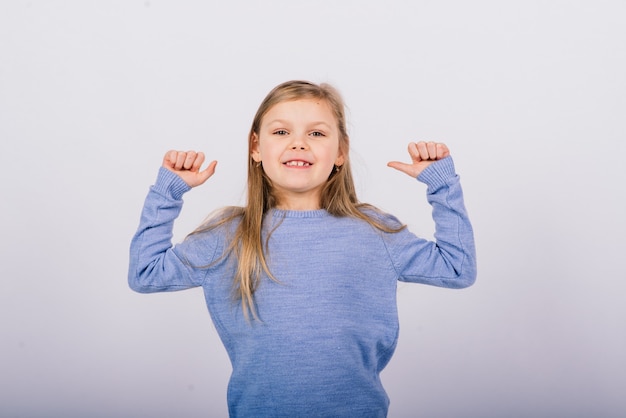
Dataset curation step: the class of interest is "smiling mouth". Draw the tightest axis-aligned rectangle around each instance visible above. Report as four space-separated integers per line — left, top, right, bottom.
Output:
284 161 311 167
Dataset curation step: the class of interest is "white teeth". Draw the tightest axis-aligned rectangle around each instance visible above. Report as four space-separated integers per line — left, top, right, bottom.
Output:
285 161 310 166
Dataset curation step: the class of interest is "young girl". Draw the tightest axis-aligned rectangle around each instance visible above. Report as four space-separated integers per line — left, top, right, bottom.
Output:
129 80 476 417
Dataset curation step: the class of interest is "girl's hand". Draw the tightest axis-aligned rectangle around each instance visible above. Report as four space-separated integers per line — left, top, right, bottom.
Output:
387 141 450 178
162 150 217 187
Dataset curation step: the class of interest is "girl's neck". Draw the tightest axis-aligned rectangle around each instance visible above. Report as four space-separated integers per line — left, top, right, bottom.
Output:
275 202 321 211
273 192 321 211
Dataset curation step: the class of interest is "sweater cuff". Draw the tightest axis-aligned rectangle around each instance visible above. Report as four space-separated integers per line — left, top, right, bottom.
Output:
416 156 456 190
152 167 192 201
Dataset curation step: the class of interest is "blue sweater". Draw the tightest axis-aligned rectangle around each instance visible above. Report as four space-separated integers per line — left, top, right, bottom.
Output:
128 156 476 417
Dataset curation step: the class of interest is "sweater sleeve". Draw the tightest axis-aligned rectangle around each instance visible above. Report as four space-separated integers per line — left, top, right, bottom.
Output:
385 156 477 288
128 167 217 293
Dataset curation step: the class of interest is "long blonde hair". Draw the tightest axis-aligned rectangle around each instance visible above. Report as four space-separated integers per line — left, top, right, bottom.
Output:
191 80 404 319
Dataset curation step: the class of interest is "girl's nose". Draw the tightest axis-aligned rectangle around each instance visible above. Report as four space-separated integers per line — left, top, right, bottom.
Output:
289 134 308 150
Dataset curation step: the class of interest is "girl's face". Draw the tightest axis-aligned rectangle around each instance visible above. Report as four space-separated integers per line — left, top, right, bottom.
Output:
251 98 345 210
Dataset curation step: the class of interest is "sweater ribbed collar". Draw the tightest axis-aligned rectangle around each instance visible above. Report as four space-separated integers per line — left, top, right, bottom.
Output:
267 208 330 219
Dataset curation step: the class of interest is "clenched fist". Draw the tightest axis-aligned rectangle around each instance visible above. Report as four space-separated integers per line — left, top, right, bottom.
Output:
387 141 450 178
162 150 217 188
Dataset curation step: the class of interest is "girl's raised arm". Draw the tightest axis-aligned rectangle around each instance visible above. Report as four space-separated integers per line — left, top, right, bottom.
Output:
128 151 219 293
384 140 476 288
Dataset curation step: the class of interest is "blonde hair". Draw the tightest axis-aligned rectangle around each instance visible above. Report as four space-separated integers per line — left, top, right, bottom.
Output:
191 80 403 319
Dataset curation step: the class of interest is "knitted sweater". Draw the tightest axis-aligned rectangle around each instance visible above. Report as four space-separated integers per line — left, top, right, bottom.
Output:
128 156 476 417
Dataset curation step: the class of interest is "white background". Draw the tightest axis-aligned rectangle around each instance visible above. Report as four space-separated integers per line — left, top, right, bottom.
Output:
1 1 625 417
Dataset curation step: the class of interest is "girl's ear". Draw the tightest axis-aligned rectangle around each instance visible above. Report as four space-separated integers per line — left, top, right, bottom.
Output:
250 133 261 162
335 138 347 167
335 153 345 167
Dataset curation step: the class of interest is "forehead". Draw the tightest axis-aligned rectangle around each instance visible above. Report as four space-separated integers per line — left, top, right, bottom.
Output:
262 99 336 126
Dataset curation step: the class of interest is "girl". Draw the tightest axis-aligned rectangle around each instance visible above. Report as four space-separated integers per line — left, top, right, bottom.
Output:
129 80 476 417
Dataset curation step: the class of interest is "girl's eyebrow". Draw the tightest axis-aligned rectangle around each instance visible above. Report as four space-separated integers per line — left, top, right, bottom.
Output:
266 119 332 128
265 119 289 126
309 121 332 128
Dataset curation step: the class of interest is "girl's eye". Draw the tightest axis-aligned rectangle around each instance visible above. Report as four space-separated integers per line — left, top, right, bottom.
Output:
273 130 288 136
310 131 325 137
